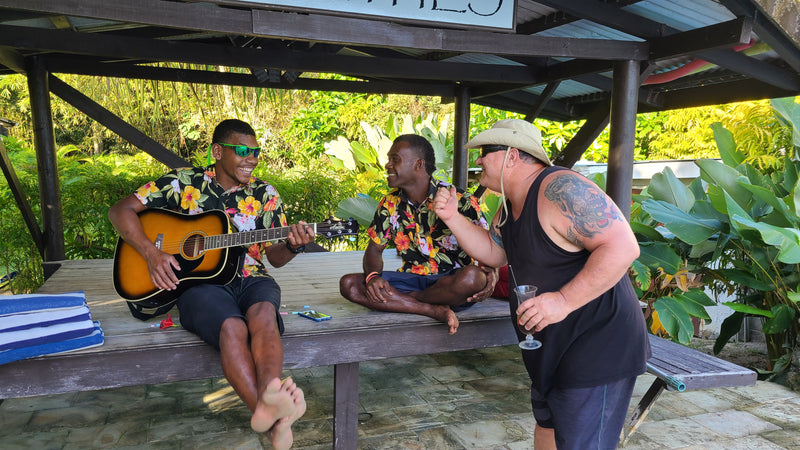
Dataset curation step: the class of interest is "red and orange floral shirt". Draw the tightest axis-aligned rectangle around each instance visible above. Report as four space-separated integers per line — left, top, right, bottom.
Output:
367 179 488 275
134 165 287 277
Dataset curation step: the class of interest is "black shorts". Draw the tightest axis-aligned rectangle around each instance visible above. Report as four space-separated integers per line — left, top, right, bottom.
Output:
530 376 637 449
177 275 282 349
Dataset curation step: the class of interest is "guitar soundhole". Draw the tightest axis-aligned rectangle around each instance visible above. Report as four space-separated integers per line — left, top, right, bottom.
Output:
182 233 206 259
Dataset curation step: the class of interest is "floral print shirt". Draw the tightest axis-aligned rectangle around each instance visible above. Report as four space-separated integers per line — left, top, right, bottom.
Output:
367 179 488 275
134 165 287 277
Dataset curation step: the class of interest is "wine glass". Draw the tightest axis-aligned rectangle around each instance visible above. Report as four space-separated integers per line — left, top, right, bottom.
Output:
514 284 542 350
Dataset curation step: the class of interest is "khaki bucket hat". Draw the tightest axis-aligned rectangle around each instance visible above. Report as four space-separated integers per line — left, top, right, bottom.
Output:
465 119 552 166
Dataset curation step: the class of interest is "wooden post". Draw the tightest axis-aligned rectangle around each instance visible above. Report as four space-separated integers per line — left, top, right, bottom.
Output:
26 56 65 265
333 362 359 450
453 85 470 190
606 60 638 220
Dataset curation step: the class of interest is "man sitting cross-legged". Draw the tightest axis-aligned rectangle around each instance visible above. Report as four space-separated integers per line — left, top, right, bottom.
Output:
339 134 496 334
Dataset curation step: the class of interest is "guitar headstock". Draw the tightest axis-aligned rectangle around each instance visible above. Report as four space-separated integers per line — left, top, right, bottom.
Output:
317 217 359 239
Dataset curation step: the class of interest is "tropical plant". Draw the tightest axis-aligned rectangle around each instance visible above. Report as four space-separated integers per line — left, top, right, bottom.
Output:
630 99 800 378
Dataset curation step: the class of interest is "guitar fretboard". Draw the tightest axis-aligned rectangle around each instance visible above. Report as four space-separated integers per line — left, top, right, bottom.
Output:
204 224 318 250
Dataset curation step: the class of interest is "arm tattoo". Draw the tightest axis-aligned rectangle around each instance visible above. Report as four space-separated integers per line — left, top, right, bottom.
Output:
544 174 623 244
490 224 504 248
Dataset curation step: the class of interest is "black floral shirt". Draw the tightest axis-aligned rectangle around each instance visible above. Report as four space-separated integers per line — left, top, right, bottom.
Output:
134 165 287 277
367 179 488 274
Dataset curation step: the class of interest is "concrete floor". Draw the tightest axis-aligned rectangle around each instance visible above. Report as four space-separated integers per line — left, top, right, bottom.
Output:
1 344 799 449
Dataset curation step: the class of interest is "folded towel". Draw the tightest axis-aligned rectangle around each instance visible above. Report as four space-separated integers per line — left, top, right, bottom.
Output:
0 321 104 365
0 315 97 351
0 292 87 315
0 291 105 365
0 306 91 333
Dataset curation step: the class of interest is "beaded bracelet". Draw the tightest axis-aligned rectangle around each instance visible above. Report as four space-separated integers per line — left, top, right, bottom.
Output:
365 271 380 284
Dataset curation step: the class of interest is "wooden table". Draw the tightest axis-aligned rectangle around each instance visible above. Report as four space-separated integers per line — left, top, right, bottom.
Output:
0 251 517 449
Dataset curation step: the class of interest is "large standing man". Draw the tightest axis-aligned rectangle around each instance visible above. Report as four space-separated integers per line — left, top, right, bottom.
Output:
109 119 309 449
339 134 496 335
434 119 650 449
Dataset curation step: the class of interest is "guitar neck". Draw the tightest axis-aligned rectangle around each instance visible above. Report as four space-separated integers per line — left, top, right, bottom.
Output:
205 224 317 250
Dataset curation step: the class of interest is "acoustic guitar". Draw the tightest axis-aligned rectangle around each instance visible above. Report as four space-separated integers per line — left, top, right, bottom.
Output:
113 208 358 307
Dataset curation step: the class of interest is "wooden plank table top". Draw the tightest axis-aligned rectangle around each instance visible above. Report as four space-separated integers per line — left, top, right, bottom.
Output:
0 250 517 398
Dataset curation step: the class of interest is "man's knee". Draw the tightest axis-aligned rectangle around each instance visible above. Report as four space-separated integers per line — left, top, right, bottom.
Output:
219 316 248 345
339 273 362 300
456 265 487 293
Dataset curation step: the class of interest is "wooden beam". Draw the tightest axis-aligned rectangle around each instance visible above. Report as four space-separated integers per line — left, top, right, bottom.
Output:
0 25 541 84
644 79 797 112
27 56 65 262
648 18 753 60
453 85 470 190
552 102 610 168
47 75 189 168
524 81 560 121
44 58 457 97
699 48 800 91
0 138 44 257
607 60 639 219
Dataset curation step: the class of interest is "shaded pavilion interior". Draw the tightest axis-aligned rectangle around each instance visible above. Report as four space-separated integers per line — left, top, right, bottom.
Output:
0 0 799 268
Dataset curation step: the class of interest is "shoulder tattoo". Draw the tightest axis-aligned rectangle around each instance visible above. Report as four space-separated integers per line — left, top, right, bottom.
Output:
490 223 504 248
544 173 623 244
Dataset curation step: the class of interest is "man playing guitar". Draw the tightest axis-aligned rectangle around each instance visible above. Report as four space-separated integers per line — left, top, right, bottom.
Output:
109 119 310 449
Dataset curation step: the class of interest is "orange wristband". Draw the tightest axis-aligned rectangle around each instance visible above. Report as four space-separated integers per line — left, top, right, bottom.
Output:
365 271 380 284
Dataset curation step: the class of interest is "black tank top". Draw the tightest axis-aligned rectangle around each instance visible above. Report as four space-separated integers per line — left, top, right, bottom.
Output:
501 166 650 394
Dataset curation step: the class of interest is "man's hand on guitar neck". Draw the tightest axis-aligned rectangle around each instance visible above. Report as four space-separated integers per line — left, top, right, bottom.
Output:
267 221 316 268
144 245 181 291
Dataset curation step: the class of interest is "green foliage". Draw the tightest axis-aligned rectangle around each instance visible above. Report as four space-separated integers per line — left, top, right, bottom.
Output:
644 100 793 167
631 101 800 377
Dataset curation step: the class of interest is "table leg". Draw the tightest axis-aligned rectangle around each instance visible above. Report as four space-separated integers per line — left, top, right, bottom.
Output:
333 362 359 450
621 377 666 446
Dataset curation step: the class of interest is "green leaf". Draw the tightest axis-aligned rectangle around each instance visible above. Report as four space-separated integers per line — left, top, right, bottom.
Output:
787 291 800 303
722 190 752 236
636 241 682 275
696 159 754 211
711 122 745 167
715 269 774 291
648 166 695 212
630 259 651 291
336 196 378 227
630 221 665 242
654 296 694 344
323 137 357 171
674 289 714 320
771 97 800 148
714 312 744 355
732 214 800 264
741 183 796 227
350 141 377 167
641 199 722 245
721 302 774 318
762 304 796 334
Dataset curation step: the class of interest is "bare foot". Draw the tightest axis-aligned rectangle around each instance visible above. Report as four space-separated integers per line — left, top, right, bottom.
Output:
267 382 307 450
251 377 295 433
382 289 460 334
444 308 459 335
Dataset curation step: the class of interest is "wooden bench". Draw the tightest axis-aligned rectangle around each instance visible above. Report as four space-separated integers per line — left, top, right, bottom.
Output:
0 250 757 448
622 334 757 445
0 250 518 449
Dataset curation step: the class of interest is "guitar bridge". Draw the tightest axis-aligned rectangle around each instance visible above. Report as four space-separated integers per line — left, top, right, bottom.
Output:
154 233 164 250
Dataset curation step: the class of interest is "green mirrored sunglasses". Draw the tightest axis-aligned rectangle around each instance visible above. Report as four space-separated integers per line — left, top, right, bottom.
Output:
217 142 261 158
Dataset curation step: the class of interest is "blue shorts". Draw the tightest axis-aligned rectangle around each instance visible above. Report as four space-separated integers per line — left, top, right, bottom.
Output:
177 275 283 349
381 270 476 312
530 376 637 450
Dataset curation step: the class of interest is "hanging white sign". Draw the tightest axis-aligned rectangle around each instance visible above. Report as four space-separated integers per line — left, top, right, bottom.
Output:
229 1 515 30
